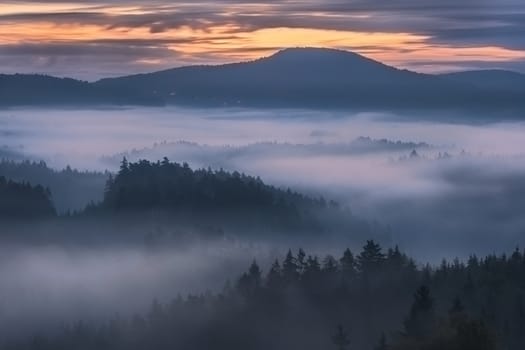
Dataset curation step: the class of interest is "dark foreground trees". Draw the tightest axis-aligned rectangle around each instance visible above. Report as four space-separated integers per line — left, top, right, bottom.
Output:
8 242 525 350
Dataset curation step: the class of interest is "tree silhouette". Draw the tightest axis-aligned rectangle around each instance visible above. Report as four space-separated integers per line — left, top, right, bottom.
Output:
8 244 523 350
340 248 356 276
0 159 108 213
357 240 385 274
94 158 352 234
404 285 435 339
0 176 56 219
266 259 283 290
282 249 299 284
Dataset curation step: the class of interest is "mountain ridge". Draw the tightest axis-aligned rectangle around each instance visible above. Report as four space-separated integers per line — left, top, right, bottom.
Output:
1 47 524 111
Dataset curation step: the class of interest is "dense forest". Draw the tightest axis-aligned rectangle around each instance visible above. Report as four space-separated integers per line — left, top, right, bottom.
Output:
0 160 108 213
102 157 328 212
0 158 379 244
84 158 373 237
0 176 55 219
8 242 524 350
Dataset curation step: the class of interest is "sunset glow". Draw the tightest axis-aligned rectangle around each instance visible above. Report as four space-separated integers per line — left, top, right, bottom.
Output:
1 1 524 78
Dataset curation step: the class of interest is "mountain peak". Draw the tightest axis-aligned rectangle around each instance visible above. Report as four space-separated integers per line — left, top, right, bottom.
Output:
266 47 369 63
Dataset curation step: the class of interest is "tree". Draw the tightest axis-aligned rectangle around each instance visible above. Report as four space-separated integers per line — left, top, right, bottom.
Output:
238 260 262 296
340 248 355 275
248 260 262 289
297 248 307 274
357 240 385 274
119 157 129 175
323 255 339 273
332 324 350 350
282 249 299 283
303 255 321 286
404 285 435 340
0 176 56 219
266 259 283 290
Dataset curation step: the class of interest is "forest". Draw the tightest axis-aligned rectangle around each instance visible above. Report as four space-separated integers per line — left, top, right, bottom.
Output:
0 160 108 213
6 241 523 350
2 3 525 349
0 158 376 242
0 157 522 350
89 157 362 235
0 176 55 219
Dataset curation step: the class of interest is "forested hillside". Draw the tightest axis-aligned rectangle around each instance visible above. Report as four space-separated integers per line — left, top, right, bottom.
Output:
88 158 372 236
10 242 524 350
0 177 55 219
0 160 108 213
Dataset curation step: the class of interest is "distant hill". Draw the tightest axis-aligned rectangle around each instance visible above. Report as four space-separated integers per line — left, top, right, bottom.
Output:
440 69 525 92
0 74 162 107
95 48 475 109
100 137 433 171
1 48 524 110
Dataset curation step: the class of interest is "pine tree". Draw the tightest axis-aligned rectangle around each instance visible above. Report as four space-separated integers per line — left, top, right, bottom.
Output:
297 248 307 274
248 260 262 289
323 255 338 273
404 285 435 340
357 240 385 274
282 249 299 283
340 248 355 275
119 157 129 175
266 259 283 290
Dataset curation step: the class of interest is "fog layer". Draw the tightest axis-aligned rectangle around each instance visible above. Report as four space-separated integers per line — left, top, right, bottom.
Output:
1 107 524 338
2 107 525 257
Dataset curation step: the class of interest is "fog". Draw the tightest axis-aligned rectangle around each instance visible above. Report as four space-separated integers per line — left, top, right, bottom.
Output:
0 241 272 337
2 106 525 256
2 107 525 170
1 106 525 339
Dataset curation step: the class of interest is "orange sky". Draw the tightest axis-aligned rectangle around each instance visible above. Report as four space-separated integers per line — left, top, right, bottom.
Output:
1 1 524 79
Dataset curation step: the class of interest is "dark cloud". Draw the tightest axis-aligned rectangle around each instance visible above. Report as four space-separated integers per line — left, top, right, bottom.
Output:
0 43 181 79
1 0 524 77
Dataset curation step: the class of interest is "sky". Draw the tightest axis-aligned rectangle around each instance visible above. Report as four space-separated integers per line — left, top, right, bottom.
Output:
1 0 525 80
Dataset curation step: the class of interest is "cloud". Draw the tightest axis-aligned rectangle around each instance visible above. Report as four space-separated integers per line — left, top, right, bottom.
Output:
0 1 524 77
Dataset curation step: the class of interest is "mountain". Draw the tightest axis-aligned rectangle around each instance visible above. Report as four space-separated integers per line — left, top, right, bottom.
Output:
95 48 477 109
440 69 525 92
1 48 524 110
0 74 162 107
